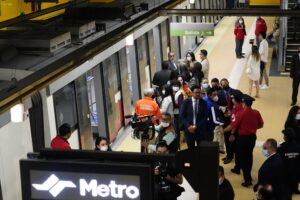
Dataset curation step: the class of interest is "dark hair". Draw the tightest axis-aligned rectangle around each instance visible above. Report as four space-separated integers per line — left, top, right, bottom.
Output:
259 31 267 39
220 78 229 84
156 141 168 150
266 138 277 151
171 80 181 87
243 100 253 107
162 61 169 70
211 78 219 84
258 186 274 200
200 49 208 57
252 45 260 61
168 51 175 57
206 87 217 96
59 123 71 136
161 112 172 119
284 106 300 132
282 128 296 141
95 136 108 147
186 51 196 62
162 84 176 109
191 85 201 92
192 62 204 81
218 166 224 176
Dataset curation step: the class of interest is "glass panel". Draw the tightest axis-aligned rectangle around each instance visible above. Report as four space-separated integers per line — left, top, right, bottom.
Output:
86 68 98 128
102 54 123 141
136 35 151 95
148 30 157 79
160 21 169 61
75 74 93 150
118 48 133 123
53 82 78 132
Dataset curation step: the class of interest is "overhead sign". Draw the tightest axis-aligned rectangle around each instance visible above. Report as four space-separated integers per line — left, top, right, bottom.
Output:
170 23 214 37
20 159 152 200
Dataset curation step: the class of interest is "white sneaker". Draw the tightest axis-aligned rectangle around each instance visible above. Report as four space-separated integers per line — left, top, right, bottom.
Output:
261 84 269 89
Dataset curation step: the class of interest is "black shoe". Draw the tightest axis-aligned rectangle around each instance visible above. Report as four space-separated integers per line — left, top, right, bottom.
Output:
292 190 300 194
219 150 225 154
222 157 227 161
241 181 253 187
291 102 297 106
223 158 232 164
240 55 245 58
231 168 241 174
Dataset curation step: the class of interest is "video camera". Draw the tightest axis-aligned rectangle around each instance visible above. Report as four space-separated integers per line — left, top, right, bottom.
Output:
154 162 171 193
125 114 156 143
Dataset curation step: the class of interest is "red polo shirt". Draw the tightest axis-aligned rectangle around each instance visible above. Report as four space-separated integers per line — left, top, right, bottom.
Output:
230 102 244 124
255 18 267 36
51 135 71 150
234 24 246 40
231 107 264 135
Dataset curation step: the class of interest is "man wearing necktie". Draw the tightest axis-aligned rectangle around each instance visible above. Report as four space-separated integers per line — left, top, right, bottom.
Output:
180 85 208 148
167 51 181 77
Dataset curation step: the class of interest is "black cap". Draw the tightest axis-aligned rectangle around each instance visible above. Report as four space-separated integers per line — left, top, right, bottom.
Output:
230 90 243 99
282 128 296 140
242 94 255 102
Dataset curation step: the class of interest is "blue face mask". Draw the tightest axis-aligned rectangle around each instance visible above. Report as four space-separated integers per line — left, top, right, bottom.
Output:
202 83 209 89
262 148 269 157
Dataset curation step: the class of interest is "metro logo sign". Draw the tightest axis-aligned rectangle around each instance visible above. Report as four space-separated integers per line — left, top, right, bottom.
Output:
31 173 140 199
79 179 139 198
32 174 76 197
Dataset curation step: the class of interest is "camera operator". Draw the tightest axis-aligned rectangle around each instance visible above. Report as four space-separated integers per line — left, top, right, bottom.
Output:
142 112 177 153
135 88 161 124
154 141 184 200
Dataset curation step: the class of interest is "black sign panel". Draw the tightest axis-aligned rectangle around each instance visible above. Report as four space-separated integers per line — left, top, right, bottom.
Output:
20 160 152 200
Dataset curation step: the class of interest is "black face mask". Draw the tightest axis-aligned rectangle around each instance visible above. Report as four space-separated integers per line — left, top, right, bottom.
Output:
223 86 229 91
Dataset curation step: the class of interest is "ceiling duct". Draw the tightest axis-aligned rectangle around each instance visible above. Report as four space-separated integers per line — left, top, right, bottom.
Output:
64 1 137 21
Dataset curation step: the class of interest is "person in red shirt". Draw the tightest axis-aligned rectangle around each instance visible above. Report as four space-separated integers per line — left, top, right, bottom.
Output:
234 17 247 59
255 16 267 48
50 123 72 150
224 94 264 187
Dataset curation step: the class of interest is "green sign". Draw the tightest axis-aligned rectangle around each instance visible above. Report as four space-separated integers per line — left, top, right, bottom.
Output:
170 23 214 37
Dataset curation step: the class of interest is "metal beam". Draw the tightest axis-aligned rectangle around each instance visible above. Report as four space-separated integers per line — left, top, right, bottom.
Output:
0 0 86 29
159 8 300 17
0 0 185 114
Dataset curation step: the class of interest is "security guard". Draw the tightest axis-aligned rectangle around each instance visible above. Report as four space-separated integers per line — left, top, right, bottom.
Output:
134 88 161 124
224 94 264 187
278 128 300 194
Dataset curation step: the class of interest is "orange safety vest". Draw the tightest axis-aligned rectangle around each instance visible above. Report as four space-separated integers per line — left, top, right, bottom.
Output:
134 96 161 124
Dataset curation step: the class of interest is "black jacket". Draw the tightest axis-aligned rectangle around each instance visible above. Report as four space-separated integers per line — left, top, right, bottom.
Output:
219 178 235 200
179 97 208 135
257 153 291 200
278 141 300 181
152 69 172 88
284 121 300 144
290 53 300 79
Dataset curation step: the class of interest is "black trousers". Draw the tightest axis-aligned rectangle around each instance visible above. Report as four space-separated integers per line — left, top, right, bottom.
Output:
235 39 244 57
224 131 235 159
184 131 204 149
292 77 300 103
236 134 256 182
173 114 180 150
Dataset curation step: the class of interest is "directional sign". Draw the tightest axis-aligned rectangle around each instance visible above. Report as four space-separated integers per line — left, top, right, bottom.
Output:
170 22 214 37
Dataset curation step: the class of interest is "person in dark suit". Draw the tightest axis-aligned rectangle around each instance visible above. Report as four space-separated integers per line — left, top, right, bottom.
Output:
180 85 208 148
284 106 300 144
219 166 235 200
152 61 173 93
167 51 179 73
290 46 300 106
278 128 300 194
254 138 291 200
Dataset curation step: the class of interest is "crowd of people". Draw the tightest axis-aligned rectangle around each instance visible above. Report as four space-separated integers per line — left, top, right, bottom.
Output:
49 15 300 200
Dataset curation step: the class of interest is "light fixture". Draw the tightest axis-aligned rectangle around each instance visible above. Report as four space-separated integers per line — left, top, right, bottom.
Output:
189 0 195 4
125 34 134 46
10 103 24 123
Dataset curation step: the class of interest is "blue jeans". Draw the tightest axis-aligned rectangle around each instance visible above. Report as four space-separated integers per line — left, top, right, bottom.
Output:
235 39 244 57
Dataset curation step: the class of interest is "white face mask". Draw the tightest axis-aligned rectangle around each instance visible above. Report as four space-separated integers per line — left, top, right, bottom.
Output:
162 90 166 95
172 86 180 92
219 177 223 185
186 56 192 61
239 20 243 24
100 145 108 151
213 96 219 102
296 114 300 120
160 122 170 128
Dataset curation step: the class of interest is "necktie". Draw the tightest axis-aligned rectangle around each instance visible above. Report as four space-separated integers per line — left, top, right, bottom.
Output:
193 100 198 125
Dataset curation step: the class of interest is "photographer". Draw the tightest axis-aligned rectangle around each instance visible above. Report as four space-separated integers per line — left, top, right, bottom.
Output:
142 112 177 153
154 141 184 200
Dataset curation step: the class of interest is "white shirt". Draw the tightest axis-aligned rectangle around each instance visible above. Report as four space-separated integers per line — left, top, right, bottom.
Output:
160 96 174 117
201 59 210 78
192 97 199 125
259 39 269 63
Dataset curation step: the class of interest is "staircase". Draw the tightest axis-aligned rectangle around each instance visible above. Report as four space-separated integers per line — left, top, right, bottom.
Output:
285 0 300 72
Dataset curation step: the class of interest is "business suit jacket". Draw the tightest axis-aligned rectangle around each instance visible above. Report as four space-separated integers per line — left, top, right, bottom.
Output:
167 60 178 71
290 53 300 79
257 153 290 200
152 69 172 88
179 97 208 135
